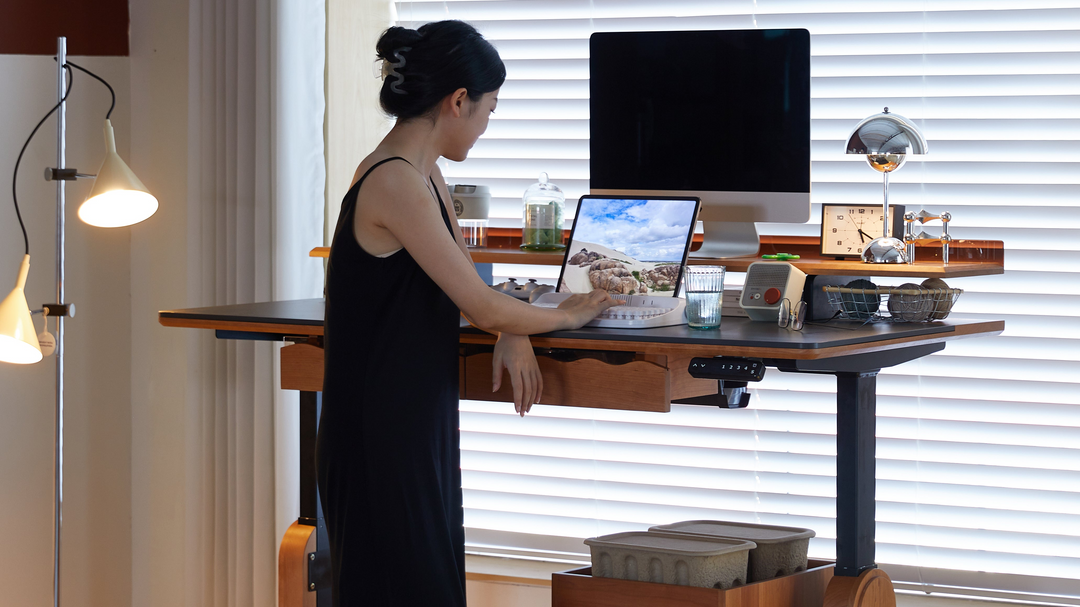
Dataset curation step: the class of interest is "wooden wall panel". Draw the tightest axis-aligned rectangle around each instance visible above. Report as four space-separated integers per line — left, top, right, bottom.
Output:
0 0 129 56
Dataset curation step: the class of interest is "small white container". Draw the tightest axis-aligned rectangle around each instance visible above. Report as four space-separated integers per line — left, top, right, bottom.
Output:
450 184 490 247
585 531 755 589
649 520 815 583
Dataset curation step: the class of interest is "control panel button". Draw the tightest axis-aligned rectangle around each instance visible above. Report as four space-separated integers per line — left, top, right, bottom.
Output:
764 288 782 305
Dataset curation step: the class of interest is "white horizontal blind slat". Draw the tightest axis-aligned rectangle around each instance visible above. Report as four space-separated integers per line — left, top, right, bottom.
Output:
385 1 1080 599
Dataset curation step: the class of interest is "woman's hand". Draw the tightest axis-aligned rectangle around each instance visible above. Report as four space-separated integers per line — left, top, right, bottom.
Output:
492 333 543 416
557 289 623 329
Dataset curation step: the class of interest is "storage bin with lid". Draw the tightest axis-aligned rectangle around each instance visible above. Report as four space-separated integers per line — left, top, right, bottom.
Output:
584 531 755 590
649 520 815 582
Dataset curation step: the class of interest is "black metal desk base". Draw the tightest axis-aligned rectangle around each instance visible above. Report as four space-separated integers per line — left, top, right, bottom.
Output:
299 391 331 605
835 370 879 577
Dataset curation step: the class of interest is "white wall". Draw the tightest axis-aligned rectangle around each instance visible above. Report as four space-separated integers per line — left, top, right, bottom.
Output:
127 0 191 604
0 54 133 607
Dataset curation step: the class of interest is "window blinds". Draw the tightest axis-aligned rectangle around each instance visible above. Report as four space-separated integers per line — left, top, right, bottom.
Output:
389 1 1080 600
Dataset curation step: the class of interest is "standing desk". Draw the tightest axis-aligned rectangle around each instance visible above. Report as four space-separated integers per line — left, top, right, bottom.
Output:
159 298 1003 607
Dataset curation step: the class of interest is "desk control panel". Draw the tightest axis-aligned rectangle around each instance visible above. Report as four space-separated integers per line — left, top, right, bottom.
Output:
688 357 766 382
686 357 766 409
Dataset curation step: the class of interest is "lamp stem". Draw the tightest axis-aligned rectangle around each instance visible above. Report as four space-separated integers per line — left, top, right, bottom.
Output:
53 35 66 607
881 171 890 239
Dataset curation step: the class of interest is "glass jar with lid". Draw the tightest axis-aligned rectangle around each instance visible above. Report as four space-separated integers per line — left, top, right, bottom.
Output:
521 172 566 251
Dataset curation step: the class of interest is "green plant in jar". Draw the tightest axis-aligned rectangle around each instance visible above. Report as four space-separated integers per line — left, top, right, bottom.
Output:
521 172 566 251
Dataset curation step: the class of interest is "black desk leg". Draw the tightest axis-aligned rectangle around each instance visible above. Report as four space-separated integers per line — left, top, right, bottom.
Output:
300 391 331 605
834 371 879 578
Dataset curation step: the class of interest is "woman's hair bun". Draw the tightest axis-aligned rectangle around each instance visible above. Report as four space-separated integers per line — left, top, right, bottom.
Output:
375 26 423 61
374 20 505 121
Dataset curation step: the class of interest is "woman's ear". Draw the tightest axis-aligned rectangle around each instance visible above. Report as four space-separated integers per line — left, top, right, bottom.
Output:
448 88 469 118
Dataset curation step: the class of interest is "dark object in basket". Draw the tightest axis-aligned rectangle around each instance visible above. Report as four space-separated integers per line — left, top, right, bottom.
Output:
921 277 956 319
839 279 879 319
888 282 934 321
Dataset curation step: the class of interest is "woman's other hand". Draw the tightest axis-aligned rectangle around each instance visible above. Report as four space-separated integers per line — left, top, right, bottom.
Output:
492 333 543 416
557 289 623 329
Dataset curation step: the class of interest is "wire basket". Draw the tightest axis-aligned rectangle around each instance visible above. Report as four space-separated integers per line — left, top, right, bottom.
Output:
822 285 963 322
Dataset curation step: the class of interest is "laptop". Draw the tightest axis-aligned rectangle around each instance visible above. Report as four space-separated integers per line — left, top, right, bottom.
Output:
556 195 701 296
531 195 701 328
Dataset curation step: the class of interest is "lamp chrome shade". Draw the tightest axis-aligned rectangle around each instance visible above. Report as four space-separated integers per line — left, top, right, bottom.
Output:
78 119 158 228
845 109 928 156
0 255 43 365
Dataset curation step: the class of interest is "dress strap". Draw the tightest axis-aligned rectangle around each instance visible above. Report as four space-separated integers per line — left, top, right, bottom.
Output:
430 178 456 236
340 156 455 238
344 156 410 206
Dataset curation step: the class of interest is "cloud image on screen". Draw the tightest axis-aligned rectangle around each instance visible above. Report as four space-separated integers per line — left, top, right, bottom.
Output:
573 198 697 262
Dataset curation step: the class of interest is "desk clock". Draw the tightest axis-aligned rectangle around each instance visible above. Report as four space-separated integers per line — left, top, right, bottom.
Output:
820 204 905 259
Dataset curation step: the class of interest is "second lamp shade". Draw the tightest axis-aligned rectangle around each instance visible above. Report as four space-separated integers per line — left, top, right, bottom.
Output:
78 119 158 228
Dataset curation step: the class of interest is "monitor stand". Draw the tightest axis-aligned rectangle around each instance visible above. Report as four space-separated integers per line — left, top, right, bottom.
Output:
691 221 760 259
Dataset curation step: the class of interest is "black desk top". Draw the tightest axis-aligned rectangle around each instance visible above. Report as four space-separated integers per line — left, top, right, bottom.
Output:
161 298 326 328
159 297 999 353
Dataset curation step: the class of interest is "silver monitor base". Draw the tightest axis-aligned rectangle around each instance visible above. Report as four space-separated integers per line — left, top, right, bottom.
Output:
690 221 760 259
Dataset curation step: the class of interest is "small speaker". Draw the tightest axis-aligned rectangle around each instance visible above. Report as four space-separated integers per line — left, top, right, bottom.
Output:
740 262 807 322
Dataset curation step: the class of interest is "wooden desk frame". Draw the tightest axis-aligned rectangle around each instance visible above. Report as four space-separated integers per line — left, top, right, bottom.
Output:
160 300 1003 607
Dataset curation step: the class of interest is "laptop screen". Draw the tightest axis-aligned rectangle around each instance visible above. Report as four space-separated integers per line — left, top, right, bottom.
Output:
557 195 701 297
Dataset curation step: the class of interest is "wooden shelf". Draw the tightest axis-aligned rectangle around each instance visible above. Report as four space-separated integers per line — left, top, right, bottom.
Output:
552 560 835 607
310 232 1004 278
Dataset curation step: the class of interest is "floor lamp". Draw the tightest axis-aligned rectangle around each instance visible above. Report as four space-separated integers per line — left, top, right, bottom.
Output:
0 37 157 607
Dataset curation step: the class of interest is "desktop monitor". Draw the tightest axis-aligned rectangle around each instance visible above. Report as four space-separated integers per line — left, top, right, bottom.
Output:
589 28 811 258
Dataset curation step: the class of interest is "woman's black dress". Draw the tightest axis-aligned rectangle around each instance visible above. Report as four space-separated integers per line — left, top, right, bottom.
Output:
317 157 466 606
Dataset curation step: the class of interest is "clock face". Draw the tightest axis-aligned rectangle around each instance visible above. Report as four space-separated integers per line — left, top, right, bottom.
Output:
820 204 904 258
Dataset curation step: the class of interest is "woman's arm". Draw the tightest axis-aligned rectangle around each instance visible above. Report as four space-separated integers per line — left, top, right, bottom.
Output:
492 332 542 416
431 165 543 415
364 162 617 334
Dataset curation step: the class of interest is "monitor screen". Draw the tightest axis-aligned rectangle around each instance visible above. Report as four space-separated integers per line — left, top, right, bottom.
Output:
557 196 700 296
590 29 811 257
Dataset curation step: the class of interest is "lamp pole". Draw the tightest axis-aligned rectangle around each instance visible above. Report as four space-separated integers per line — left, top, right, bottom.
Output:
53 35 66 607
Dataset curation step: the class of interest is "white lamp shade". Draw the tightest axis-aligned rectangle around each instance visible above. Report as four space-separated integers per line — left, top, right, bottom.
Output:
78 119 158 228
0 255 43 365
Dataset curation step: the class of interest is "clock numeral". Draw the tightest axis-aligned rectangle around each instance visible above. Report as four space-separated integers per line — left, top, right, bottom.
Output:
836 215 844 220
858 208 866 214
846 247 852 252
832 228 838 233
837 240 843 246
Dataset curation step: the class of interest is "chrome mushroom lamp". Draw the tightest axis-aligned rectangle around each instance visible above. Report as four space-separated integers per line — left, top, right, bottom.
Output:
845 107 928 263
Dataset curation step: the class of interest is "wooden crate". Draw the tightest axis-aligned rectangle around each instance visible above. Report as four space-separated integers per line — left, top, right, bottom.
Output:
552 559 834 607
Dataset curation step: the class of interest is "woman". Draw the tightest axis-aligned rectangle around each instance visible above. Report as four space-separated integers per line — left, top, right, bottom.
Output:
316 20 618 606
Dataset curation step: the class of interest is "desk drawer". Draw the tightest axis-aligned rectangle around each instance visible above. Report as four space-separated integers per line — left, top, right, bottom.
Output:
461 346 716 413
280 342 718 412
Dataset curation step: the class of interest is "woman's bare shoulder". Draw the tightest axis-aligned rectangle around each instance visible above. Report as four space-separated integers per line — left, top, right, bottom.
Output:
351 153 413 188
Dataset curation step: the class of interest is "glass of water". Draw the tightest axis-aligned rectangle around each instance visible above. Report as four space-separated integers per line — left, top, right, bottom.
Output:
683 266 725 329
